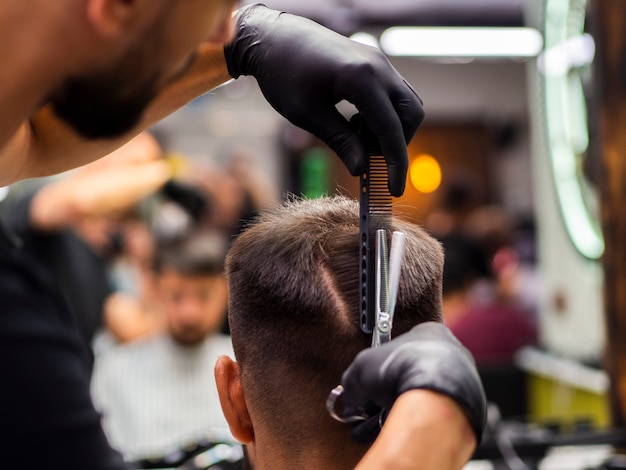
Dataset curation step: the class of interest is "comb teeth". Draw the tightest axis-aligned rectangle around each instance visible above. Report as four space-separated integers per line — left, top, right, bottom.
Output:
360 155 392 334
368 156 392 214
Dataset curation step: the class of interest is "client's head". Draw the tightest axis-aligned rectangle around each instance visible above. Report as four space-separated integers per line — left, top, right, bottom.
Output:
215 196 444 470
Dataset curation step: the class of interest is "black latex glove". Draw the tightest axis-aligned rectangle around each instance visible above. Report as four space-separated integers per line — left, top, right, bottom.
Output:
340 322 487 444
224 4 424 197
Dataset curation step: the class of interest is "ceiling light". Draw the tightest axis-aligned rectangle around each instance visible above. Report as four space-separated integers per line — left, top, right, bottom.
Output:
410 154 442 194
380 27 544 58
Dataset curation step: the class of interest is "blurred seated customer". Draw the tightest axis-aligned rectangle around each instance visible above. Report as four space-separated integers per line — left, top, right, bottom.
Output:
443 233 537 368
464 207 541 314
214 196 478 470
0 132 169 348
439 233 491 326
105 177 213 345
91 230 233 460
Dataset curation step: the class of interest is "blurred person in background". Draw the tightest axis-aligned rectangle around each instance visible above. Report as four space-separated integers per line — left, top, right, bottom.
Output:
1 132 169 348
441 220 537 419
105 163 218 346
442 230 537 368
463 207 540 314
428 176 539 355
92 230 233 460
440 233 491 327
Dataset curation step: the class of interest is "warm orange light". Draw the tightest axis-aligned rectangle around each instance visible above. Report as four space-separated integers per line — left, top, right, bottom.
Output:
410 154 442 193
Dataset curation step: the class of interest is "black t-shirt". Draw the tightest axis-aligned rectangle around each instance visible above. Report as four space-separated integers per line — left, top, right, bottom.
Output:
1 190 113 346
0 222 127 469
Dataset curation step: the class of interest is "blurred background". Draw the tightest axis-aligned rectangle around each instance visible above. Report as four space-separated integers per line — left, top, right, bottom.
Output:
5 0 626 468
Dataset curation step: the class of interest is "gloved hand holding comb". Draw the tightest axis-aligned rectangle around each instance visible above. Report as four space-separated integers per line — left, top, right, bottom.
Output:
224 4 424 197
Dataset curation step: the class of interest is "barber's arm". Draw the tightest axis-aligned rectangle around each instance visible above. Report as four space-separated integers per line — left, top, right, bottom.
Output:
342 322 487 470
357 391 476 470
29 132 169 232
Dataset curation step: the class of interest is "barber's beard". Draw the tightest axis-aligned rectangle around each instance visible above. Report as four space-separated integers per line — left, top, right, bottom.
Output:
50 63 160 139
51 46 197 140
49 8 172 140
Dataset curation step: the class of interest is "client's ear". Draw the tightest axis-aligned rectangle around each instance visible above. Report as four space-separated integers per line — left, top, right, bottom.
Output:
215 356 254 444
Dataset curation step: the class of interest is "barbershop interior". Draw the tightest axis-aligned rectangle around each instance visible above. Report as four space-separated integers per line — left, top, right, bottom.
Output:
4 0 626 469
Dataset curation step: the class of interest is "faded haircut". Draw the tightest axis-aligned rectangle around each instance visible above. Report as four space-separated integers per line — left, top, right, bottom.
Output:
226 196 444 442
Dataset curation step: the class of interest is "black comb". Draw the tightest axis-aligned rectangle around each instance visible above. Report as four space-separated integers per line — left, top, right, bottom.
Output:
359 155 392 334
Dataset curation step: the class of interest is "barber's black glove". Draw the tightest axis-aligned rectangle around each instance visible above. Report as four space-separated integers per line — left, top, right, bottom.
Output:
224 4 424 197
341 322 487 444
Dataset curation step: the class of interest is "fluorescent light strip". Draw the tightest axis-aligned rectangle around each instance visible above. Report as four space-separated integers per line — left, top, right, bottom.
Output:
380 27 544 58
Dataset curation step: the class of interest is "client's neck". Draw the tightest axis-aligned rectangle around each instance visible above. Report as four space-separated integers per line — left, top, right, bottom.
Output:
252 427 367 470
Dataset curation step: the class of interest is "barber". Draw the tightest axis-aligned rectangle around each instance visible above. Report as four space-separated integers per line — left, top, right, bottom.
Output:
0 2 483 468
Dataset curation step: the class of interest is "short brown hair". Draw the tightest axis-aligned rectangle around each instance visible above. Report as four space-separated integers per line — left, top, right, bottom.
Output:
226 196 443 445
